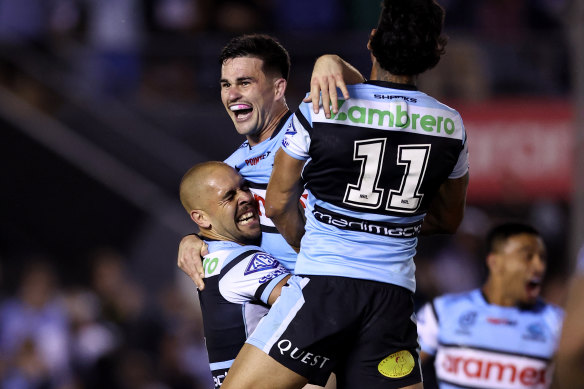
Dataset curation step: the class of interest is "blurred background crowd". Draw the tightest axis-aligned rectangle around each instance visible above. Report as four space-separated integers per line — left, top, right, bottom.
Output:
0 0 581 388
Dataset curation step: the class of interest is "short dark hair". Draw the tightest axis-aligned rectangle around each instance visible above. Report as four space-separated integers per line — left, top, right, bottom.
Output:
370 0 447 76
219 34 291 81
486 222 541 254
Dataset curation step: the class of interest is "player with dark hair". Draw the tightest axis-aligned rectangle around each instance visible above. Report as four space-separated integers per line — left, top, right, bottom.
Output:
417 222 564 389
177 34 364 284
221 0 469 388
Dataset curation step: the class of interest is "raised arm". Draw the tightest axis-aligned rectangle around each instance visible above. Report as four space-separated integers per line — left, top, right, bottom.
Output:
177 234 209 290
304 54 365 118
265 149 306 252
421 172 469 235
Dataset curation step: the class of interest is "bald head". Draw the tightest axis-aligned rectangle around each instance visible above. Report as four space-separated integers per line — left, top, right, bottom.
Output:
180 161 232 213
179 161 261 244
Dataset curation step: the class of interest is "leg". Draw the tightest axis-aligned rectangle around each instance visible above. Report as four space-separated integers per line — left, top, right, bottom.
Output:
222 344 309 389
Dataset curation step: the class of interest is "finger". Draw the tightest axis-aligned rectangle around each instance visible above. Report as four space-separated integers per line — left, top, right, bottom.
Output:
329 81 339 114
321 78 332 118
200 242 209 256
309 79 321 114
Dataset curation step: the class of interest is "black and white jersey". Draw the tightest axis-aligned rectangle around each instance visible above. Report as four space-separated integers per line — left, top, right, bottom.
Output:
198 239 289 388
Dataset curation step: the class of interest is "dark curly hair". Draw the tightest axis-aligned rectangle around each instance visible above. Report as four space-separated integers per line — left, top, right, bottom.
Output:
219 34 291 81
370 0 448 76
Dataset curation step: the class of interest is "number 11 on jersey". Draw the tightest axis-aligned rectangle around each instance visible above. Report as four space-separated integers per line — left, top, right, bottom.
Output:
343 138 430 214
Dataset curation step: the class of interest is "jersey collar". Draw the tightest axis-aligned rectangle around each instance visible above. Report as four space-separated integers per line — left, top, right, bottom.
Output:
365 79 418 91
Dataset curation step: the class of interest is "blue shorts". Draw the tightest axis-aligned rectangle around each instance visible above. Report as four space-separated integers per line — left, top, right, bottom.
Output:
247 275 422 388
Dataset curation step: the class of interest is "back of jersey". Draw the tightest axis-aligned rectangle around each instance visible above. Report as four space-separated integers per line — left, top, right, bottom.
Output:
282 81 468 290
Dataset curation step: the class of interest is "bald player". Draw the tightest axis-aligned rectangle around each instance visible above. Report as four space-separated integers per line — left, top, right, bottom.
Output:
179 161 292 388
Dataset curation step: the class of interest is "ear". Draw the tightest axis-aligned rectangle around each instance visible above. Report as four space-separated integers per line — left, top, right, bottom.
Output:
191 210 211 229
274 78 287 100
367 28 377 51
486 253 498 273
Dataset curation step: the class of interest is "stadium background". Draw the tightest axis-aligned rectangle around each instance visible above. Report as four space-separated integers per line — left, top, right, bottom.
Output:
0 0 582 388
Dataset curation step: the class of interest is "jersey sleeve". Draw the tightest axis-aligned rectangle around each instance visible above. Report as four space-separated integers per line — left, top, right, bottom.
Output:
281 113 311 160
449 127 470 179
218 249 290 305
416 301 440 355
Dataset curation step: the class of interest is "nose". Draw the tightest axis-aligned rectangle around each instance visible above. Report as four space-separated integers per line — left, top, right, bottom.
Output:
226 86 242 102
532 254 546 275
237 189 254 205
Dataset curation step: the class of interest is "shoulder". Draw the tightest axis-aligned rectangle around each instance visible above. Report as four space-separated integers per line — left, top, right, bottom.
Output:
224 140 251 166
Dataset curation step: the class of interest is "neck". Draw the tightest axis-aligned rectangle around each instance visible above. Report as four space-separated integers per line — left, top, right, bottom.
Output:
247 105 289 147
482 280 514 307
370 62 417 86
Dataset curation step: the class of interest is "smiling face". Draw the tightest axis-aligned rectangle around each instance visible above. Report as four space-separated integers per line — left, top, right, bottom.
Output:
220 56 287 146
487 233 547 307
181 162 261 245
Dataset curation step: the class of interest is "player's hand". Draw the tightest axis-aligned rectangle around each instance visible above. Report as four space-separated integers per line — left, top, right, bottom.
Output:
304 55 351 119
177 234 208 290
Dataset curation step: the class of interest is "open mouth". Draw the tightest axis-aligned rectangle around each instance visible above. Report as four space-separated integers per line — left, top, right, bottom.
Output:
525 277 542 297
237 211 256 226
230 104 253 120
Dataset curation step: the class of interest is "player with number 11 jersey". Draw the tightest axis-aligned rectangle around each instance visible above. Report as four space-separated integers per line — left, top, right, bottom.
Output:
282 80 469 291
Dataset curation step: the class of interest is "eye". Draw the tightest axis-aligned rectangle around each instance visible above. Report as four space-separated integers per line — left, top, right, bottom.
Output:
221 82 230 89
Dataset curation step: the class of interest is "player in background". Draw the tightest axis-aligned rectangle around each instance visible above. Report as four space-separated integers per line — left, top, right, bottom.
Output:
177 34 365 287
179 161 334 388
417 222 564 389
553 245 584 389
221 0 469 388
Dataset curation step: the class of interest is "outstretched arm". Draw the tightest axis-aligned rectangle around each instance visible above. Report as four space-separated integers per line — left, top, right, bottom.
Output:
177 234 209 290
304 54 365 118
421 172 469 235
265 149 306 252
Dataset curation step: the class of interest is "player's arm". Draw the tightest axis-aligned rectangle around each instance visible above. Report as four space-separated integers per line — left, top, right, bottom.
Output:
421 172 469 235
267 275 292 305
177 233 209 290
304 54 365 118
265 149 306 252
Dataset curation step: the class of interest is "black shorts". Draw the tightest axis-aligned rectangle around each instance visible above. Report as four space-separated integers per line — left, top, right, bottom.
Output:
247 275 422 389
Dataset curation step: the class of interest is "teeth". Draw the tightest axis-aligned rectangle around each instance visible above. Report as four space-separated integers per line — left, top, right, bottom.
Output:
238 212 254 224
230 104 251 111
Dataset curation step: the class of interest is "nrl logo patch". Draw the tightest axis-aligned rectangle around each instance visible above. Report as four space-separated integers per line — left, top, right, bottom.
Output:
244 253 279 275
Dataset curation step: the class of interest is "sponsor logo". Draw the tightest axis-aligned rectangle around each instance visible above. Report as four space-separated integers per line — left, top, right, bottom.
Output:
378 350 415 378
245 151 271 166
244 253 278 275
213 369 228 387
487 317 518 326
523 323 546 342
438 350 548 387
328 99 457 136
285 122 297 136
374 94 418 103
259 268 287 284
276 340 330 368
312 204 422 238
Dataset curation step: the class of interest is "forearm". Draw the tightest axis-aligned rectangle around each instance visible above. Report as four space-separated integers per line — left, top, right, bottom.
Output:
421 173 468 235
266 149 307 252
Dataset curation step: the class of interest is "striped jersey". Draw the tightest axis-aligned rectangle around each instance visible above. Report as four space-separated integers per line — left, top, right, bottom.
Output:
281 81 469 290
224 111 305 271
198 239 290 388
417 289 564 389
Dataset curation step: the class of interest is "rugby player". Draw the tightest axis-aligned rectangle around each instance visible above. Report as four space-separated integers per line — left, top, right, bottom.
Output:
221 0 469 387
417 222 564 389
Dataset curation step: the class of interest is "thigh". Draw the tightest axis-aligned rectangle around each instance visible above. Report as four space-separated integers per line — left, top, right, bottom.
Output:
221 343 308 389
336 283 423 389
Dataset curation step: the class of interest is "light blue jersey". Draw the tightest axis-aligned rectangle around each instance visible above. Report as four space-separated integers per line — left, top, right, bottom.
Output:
417 289 564 389
281 81 469 290
224 112 306 271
